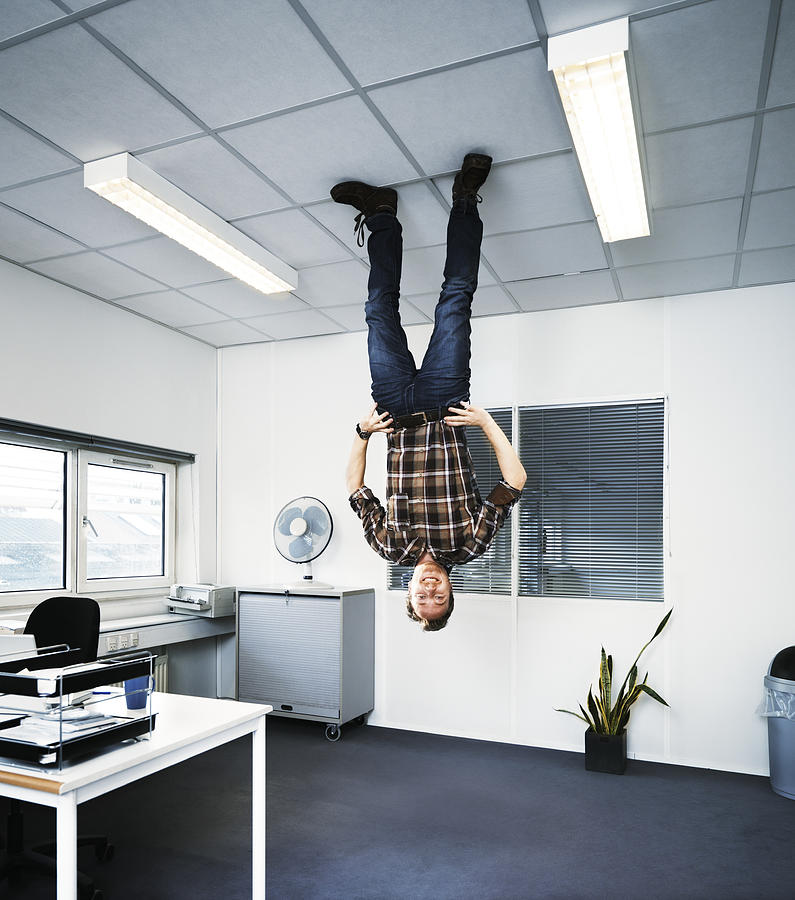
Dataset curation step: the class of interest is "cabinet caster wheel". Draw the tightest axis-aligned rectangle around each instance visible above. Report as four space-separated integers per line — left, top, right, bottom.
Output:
352 714 367 727
325 724 341 742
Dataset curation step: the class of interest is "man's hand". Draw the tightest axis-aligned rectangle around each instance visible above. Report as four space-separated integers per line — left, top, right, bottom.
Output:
360 403 394 435
444 402 492 428
446 401 526 492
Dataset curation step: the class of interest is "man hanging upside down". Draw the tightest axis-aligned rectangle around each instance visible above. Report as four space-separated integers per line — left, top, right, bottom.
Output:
333 153 526 632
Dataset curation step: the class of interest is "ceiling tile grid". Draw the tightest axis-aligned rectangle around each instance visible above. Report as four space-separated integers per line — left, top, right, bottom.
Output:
0 0 791 347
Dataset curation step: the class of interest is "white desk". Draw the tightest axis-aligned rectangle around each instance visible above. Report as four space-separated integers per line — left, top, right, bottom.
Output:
0 692 271 900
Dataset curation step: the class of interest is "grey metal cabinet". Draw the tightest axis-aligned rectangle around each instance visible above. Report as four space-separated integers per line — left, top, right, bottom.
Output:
236 585 374 740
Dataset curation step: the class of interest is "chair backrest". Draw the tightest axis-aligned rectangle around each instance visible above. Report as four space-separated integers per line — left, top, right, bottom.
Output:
24 596 100 664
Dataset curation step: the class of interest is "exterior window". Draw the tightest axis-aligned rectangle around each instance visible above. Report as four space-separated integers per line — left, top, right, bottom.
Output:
77 452 174 592
518 400 665 601
0 442 66 593
388 408 514 595
0 438 176 599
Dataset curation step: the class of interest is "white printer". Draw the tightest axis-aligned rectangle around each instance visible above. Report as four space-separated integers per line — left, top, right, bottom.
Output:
167 584 236 618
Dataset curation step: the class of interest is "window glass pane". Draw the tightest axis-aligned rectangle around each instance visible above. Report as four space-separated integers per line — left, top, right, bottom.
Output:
518 401 664 600
85 464 165 580
0 442 66 593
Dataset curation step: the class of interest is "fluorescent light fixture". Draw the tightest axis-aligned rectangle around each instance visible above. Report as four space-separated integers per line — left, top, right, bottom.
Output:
548 18 650 243
84 153 297 294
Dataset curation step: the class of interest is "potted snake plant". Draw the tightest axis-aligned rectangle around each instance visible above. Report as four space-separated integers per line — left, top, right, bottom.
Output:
556 609 672 774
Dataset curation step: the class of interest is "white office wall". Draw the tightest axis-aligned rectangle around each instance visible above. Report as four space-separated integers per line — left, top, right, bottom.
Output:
0 260 218 609
218 281 795 776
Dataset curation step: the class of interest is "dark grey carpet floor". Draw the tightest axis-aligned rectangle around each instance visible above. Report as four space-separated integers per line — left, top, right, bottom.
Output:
2 716 794 899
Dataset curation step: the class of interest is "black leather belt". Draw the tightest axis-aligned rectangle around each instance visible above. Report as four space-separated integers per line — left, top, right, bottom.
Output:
392 407 451 430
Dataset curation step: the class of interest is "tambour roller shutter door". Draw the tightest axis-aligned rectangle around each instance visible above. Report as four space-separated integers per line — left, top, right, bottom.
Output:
238 592 340 718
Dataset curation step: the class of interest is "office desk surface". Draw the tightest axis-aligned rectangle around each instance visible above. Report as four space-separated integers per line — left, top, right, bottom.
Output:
0 692 269 796
0 693 271 899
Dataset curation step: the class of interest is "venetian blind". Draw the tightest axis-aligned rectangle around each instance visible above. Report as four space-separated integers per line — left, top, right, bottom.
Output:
388 408 514 595
518 400 664 601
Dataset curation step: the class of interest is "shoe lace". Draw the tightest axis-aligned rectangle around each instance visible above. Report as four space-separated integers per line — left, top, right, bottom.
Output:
354 212 366 247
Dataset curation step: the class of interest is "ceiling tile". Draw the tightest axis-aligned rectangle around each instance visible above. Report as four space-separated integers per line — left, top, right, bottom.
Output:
29 250 164 298
610 198 742 267
482 222 607 281
368 49 571 174
435 153 593 235
508 270 618 311
114 289 223 327
243 309 345 341
540 1 654 35
0 25 197 160
753 109 795 192
235 209 351 269
738 246 795 286
224 95 416 204
408 285 517 319
616 255 735 300
181 279 307 318
304 200 369 260
645 118 753 207
767 0 795 107
180 319 268 347
0 203 83 262
138 137 287 219
0 170 154 245
744 189 795 250
102 236 230 287
88 0 351 128
301 0 537 85
294 259 369 307
632 0 768 131
0 0 64 41
0 116 75 188
401 244 496 296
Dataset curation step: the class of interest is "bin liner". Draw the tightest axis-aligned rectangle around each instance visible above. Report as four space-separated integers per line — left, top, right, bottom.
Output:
758 647 795 720
758 677 795 719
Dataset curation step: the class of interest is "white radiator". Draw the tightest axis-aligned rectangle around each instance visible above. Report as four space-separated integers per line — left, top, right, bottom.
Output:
109 653 168 692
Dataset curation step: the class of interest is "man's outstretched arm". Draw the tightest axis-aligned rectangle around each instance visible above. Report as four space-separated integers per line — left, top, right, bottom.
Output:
345 403 394 495
444 403 527 491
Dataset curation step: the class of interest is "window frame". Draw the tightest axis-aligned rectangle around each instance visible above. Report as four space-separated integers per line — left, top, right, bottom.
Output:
76 450 176 594
0 435 177 606
384 396 667 603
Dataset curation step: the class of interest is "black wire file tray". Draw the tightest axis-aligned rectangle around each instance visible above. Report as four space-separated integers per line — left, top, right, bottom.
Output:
0 648 157 768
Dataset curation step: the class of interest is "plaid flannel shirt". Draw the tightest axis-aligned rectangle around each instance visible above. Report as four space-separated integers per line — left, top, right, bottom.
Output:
348 420 521 568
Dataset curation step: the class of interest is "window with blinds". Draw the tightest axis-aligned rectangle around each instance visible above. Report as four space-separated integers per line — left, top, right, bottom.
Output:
518 400 664 601
387 408 514 595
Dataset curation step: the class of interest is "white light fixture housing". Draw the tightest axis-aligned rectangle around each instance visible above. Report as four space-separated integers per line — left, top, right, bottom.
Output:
84 153 297 294
548 18 650 243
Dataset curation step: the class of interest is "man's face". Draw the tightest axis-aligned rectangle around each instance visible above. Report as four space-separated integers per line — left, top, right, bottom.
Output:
409 558 451 621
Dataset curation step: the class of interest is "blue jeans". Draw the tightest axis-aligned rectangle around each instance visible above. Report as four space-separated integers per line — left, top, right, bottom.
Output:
365 198 483 418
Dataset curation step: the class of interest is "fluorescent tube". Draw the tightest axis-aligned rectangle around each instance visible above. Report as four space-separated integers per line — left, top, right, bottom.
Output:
84 153 297 294
548 19 650 243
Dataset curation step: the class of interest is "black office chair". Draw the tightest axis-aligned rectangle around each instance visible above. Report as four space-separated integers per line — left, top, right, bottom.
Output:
0 596 112 900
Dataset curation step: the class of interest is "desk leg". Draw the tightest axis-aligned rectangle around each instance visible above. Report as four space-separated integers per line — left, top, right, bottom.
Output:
56 793 78 900
252 716 266 900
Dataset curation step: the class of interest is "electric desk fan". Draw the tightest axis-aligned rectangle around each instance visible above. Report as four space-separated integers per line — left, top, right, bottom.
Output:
273 497 333 588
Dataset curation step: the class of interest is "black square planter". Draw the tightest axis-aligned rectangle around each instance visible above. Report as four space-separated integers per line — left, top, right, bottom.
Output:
585 728 627 774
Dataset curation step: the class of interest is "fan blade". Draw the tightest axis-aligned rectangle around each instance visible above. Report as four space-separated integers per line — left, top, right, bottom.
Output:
277 507 301 535
302 505 328 535
288 535 312 559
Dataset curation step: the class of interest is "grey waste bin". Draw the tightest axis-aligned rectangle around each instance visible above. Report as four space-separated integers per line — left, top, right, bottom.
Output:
765 646 795 800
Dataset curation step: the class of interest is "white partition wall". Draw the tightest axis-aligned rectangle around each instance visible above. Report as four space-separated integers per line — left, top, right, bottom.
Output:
218 282 795 776
0 260 218 594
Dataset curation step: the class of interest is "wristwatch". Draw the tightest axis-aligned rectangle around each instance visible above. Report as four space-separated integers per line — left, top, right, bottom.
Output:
356 423 371 441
